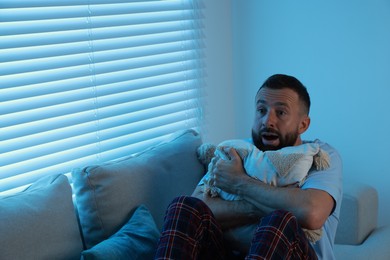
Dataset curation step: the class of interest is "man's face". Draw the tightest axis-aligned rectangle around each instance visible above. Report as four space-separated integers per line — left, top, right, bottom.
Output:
252 87 309 151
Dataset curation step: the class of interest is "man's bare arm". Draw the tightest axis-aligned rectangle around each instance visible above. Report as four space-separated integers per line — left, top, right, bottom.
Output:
234 178 334 229
191 185 260 230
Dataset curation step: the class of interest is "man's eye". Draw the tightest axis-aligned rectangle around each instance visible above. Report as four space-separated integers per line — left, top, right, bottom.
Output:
277 110 287 116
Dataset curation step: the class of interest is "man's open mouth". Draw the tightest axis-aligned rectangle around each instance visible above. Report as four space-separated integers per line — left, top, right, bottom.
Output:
261 132 279 141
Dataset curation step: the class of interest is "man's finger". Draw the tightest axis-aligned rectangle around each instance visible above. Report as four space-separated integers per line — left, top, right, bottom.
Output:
224 147 240 160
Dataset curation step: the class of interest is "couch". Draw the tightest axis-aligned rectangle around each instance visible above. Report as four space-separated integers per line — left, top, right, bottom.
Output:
1 129 389 259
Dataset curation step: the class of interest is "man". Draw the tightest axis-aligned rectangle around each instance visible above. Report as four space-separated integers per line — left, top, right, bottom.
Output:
155 74 343 259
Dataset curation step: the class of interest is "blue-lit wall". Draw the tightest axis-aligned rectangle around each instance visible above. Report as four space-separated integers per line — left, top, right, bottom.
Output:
230 0 390 225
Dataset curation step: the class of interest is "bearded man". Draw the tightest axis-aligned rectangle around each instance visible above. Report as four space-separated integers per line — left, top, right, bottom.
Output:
155 74 343 260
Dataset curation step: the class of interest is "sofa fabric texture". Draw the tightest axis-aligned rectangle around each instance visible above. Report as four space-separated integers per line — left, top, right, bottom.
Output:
72 129 205 249
0 174 83 260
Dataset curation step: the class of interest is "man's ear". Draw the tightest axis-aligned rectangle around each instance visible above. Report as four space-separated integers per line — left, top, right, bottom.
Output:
298 116 310 134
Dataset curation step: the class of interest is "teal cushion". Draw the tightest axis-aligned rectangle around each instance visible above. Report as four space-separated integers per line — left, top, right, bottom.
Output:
81 205 160 260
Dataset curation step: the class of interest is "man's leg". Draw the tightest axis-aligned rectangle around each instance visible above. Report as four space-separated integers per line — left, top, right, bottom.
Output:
155 196 226 260
246 210 318 260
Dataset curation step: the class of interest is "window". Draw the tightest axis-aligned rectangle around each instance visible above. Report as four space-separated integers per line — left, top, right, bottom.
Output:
0 0 204 194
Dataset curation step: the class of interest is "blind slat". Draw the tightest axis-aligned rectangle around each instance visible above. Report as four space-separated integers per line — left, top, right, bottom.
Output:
1 10 199 35
1 0 197 11
1 100 201 153
0 34 202 62
1 47 201 76
1 82 200 127
0 58 202 89
0 68 200 101
0 20 203 49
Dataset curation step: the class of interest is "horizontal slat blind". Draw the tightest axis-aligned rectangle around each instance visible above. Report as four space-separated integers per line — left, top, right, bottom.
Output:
0 0 204 193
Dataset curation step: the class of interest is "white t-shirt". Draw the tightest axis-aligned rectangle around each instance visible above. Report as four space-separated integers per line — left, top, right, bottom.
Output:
301 140 343 260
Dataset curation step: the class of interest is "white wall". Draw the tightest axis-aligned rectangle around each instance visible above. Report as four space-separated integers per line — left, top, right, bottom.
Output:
202 0 236 143
231 0 390 226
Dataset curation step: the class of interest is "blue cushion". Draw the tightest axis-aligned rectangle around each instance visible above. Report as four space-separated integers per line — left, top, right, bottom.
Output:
81 204 160 260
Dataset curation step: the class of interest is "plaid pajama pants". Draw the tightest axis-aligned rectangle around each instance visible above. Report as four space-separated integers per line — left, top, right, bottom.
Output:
155 196 318 260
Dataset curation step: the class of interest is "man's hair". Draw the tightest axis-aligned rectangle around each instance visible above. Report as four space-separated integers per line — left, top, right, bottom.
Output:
258 74 311 115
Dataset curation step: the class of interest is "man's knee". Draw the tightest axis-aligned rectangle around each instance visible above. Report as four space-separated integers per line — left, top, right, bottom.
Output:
270 209 294 218
264 209 295 221
168 196 212 215
258 209 299 231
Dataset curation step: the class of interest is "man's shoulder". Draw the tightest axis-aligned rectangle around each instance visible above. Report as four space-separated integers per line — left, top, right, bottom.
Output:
304 139 342 166
304 139 338 152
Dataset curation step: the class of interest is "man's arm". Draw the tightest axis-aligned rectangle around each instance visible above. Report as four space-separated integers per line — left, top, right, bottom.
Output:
211 147 334 230
236 179 334 229
191 185 260 230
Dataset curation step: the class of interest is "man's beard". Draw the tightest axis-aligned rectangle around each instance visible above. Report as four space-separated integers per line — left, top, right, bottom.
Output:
252 128 299 151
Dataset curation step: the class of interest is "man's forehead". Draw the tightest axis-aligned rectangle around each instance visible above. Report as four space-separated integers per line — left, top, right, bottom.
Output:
256 99 289 107
255 88 298 106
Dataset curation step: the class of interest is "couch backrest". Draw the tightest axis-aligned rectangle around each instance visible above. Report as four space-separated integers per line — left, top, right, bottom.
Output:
72 129 205 249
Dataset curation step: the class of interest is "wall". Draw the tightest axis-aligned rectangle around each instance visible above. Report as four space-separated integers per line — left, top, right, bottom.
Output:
201 0 236 144
231 0 390 226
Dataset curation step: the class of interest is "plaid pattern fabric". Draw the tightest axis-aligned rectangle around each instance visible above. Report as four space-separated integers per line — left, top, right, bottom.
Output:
246 210 318 260
154 197 317 260
155 196 226 260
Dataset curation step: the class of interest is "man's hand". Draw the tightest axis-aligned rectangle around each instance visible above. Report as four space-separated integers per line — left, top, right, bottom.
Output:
191 147 263 229
211 147 252 195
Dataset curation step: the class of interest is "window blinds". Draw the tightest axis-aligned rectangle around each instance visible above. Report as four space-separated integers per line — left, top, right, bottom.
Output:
0 0 204 193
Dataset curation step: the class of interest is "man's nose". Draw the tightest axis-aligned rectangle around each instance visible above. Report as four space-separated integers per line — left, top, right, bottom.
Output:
262 111 276 128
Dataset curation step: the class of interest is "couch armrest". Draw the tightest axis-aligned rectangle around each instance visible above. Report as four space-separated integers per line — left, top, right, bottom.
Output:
334 225 390 260
335 182 378 245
